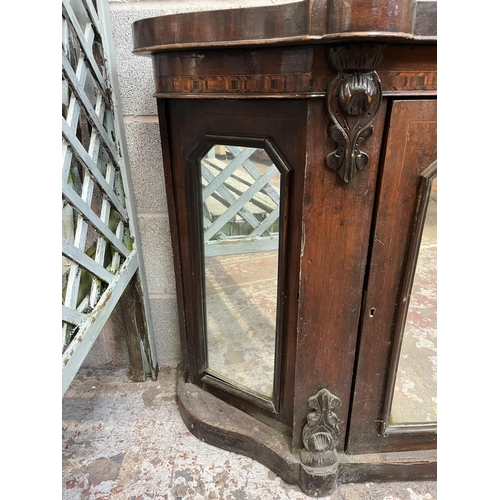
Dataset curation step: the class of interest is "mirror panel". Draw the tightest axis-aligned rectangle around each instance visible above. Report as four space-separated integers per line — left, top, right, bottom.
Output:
200 145 281 399
390 177 437 426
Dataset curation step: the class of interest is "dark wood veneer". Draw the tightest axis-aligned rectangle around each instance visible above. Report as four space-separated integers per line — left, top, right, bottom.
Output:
347 100 437 454
150 44 436 98
133 0 436 54
291 97 388 451
381 160 437 435
178 371 436 488
164 98 308 429
134 1 437 494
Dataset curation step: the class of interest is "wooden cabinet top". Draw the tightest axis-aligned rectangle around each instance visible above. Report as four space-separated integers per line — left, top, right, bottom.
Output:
132 0 436 55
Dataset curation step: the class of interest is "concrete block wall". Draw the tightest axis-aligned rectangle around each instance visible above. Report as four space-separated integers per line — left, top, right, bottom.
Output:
84 0 295 369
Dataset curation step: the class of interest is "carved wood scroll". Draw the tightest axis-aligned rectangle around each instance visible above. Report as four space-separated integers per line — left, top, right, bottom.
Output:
300 388 342 496
326 44 384 183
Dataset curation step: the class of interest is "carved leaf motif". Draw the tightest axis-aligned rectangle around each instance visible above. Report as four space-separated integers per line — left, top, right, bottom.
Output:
355 151 369 171
358 124 373 142
329 45 385 73
325 47 383 183
301 389 341 459
339 73 376 115
326 125 347 173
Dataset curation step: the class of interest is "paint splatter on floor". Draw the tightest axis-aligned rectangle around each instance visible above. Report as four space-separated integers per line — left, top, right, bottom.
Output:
62 366 436 499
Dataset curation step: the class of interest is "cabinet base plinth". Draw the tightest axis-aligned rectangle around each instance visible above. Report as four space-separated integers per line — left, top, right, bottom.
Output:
176 368 437 495
176 369 301 485
300 463 339 497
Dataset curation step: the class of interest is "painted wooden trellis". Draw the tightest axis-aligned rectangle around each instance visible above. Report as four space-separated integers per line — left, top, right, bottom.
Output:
62 0 157 395
201 145 281 257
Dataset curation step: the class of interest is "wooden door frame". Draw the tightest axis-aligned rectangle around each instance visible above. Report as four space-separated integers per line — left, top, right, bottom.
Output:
157 98 309 430
346 99 438 454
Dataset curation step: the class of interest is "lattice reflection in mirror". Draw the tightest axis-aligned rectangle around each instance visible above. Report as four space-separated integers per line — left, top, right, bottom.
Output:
201 145 281 255
201 145 282 399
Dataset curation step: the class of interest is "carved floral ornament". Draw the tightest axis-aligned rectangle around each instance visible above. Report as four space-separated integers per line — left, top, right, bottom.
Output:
300 388 342 468
325 44 385 183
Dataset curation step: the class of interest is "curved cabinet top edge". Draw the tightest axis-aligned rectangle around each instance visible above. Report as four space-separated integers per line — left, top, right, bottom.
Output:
132 0 436 56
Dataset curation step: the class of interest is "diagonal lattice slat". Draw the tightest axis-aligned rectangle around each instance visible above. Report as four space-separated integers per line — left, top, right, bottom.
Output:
62 183 130 257
204 166 278 241
62 0 107 96
61 117 127 221
201 146 281 257
226 145 280 206
62 0 157 394
62 237 114 283
62 0 129 349
201 164 261 230
202 148 256 202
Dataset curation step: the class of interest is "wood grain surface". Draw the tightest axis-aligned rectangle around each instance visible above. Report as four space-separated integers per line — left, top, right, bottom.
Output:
133 0 436 54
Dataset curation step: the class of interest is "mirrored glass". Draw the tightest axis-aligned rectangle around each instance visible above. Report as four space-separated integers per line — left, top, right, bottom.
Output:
390 177 437 426
200 145 281 399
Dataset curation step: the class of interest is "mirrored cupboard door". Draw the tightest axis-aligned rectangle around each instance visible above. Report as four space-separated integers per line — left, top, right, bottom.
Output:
347 99 437 454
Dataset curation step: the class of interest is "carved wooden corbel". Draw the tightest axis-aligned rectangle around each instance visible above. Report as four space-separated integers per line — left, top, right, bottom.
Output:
325 44 384 183
299 388 342 496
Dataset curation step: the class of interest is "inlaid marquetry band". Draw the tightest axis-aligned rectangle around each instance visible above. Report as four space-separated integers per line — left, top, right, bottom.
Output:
379 71 437 91
154 71 435 97
155 74 324 95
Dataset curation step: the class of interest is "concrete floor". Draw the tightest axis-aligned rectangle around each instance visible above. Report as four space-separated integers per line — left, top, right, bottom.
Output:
62 366 437 500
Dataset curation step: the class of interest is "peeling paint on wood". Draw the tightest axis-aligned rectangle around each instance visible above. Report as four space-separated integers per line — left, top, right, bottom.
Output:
62 0 157 394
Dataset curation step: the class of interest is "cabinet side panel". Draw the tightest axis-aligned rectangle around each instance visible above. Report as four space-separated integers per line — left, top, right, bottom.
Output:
166 98 308 427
